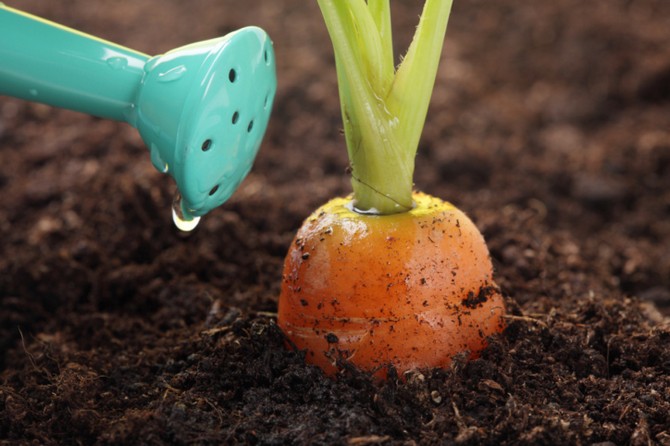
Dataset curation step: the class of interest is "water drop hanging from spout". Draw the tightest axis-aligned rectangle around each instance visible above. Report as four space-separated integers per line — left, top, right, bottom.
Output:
172 193 200 232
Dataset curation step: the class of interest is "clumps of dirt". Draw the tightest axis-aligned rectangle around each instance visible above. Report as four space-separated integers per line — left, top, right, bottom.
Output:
1 0 670 444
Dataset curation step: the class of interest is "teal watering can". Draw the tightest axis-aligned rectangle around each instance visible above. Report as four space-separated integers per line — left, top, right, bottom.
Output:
0 4 276 230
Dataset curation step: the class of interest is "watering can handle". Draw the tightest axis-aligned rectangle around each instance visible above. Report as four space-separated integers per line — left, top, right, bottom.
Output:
0 4 149 122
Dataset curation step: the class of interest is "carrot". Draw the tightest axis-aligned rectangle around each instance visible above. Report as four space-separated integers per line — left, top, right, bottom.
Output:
278 193 505 377
277 0 505 378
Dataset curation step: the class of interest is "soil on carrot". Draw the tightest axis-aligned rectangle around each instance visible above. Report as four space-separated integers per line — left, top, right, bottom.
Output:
1 1 669 445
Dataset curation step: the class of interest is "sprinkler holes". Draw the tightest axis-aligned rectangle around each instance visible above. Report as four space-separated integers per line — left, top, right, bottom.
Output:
229 68 237 83
232 111 239 124
264 50 269 64
201 139 212 152
209 184 220 196
247 120 254 132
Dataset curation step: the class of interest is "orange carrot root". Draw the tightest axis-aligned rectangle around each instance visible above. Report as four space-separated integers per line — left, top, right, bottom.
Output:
277 192 505 378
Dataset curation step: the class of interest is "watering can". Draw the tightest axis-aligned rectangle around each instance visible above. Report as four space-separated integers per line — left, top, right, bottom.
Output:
0 4 276 230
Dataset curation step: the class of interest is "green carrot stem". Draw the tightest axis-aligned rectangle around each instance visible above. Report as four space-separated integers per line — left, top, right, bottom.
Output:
318 0 453 214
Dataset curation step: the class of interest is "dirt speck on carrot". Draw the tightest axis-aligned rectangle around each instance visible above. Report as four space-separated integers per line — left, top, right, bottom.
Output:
462 285 499 309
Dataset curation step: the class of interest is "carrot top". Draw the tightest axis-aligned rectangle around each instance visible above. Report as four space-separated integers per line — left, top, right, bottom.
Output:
317 0 453 214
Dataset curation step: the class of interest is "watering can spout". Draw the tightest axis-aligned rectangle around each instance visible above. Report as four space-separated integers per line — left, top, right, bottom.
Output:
0 5 277 228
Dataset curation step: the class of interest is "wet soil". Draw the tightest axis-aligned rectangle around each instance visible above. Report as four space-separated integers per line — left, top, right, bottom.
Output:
1 1 670 444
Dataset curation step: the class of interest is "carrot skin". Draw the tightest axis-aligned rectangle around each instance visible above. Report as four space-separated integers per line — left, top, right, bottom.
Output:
277 192 505 378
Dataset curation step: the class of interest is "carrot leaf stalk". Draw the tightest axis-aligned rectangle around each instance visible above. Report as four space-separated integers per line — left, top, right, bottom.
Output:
317 0 453 214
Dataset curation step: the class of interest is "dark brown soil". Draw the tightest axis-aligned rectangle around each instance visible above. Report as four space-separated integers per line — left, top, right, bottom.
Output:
2 1 670 445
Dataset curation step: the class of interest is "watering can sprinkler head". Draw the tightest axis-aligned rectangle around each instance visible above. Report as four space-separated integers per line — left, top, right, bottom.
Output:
0 5 276 230
135 28 276 227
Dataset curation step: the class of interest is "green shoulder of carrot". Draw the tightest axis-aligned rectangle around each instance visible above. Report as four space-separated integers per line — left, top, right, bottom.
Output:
277 0 506 380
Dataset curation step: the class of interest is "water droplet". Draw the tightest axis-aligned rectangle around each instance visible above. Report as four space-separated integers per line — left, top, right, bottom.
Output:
172 194 200 232
150 143 168 173
107 56 128 70
29 89 38 97
345 200 381 215
158 65 187 83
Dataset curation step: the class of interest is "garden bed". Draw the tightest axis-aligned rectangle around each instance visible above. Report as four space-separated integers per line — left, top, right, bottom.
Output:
1 1 669 444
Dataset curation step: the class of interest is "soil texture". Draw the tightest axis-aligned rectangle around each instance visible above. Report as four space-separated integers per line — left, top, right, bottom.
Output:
1 1 670 445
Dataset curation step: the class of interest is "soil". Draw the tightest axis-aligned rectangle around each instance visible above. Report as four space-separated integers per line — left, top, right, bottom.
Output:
1 1 669 445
